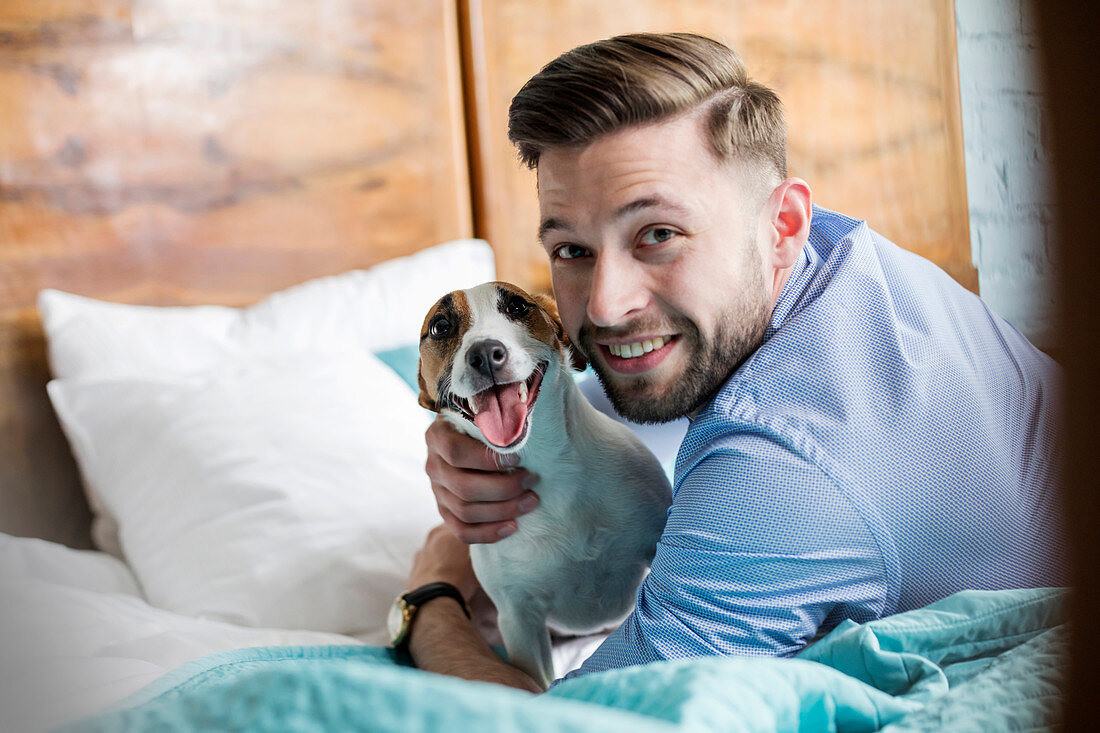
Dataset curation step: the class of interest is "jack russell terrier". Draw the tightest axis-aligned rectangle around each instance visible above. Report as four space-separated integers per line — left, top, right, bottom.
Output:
416 281 672 690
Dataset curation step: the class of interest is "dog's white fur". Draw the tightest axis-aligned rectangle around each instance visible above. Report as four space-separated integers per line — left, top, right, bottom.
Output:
432 283 671 689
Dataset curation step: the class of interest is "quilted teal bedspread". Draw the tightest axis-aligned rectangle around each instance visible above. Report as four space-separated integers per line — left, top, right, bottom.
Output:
64 587 1068 732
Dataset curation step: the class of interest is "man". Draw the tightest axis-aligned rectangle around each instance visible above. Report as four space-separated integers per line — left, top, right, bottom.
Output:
402 32 1067 692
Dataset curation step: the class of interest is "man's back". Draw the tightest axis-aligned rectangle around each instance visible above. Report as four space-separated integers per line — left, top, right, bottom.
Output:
693 205 1068 611
563 206 1067 681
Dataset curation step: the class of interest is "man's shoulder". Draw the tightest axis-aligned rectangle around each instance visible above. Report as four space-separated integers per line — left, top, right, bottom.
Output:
728 205 1048 418
808 205 867 243
666 418 893 573
804 205 980 313
673 407 841 507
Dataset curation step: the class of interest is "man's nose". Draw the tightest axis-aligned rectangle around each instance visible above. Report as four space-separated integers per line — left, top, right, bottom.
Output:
586 251 647 327
467 339 509 378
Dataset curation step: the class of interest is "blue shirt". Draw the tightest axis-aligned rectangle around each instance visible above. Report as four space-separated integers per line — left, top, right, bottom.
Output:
560 205 1067 682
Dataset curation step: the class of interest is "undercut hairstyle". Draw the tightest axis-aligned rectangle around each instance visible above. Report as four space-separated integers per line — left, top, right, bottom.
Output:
507 32 787 184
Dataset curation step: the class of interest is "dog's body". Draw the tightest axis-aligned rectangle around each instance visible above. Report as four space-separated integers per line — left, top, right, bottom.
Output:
417 282 671 689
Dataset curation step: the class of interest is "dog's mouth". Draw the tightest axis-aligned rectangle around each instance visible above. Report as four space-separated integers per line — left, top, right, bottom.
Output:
450 363 546 449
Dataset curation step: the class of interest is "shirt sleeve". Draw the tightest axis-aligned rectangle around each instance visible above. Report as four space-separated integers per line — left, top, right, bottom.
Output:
556 431 890 683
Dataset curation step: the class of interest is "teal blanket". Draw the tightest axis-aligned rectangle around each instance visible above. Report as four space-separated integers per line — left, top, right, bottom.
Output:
65 588 1067 732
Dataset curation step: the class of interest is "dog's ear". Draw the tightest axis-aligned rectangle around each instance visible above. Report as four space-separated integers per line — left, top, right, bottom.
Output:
417 363 438 411
532 292 587 372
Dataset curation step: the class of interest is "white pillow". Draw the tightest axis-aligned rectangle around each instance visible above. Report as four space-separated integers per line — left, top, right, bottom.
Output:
39 239 495 638
47 354 434 640
40 239 492 554
39 238 494 380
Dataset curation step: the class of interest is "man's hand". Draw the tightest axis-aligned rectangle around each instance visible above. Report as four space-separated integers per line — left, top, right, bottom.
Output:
424 417 540 543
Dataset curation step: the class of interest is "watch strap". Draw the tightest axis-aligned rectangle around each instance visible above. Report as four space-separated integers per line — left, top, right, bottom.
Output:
394 582 471 653
403 582 471 618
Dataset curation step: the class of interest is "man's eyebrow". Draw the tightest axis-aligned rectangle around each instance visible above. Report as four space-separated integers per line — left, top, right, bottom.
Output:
538 195 692 244
612 195 693 220
538 216 571 243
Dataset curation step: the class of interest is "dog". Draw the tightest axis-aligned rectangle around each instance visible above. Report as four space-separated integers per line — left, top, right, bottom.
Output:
416 281 672 689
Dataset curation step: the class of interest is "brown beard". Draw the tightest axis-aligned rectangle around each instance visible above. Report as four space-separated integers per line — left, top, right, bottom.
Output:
577 242 772 424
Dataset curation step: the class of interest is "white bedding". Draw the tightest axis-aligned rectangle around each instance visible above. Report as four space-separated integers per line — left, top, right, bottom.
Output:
0 533 605 733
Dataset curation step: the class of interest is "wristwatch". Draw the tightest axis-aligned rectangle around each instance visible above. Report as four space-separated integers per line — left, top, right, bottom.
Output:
387 582 471 650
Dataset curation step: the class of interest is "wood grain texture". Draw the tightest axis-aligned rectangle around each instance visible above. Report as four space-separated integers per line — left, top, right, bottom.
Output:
0 0 976 550
0 0 472 547
464 0 974 295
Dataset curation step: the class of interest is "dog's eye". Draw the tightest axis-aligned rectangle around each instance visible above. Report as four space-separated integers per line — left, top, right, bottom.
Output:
428 315 453 339
505 295 530 318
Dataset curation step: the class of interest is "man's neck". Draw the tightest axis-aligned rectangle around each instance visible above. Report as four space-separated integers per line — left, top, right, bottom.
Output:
770 260 798 308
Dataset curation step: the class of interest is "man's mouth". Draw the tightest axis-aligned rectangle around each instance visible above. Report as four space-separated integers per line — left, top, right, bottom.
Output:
600 335 678 374
606 335 674 359
450 364 545 448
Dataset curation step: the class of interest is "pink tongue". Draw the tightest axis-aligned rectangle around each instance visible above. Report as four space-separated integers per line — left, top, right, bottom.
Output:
472 383 528 447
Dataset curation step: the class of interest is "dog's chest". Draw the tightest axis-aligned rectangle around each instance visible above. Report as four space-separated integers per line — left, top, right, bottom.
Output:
473 460 607 567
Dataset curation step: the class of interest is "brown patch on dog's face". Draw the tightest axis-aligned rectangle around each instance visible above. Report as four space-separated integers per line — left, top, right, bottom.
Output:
494 282 587 372
417 283 588 412
417 290 471 411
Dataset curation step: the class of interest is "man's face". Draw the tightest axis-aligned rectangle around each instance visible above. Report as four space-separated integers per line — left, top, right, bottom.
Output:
537 113 775 423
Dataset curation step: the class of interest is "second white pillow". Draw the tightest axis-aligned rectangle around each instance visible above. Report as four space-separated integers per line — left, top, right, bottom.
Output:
48 351 437 640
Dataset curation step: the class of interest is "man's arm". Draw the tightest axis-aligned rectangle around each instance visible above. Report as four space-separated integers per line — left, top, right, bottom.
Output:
560 440 892 682
404 525 542 693
406 594 541 692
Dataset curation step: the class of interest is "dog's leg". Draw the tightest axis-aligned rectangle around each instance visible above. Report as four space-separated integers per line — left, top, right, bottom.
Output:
496 603 554 691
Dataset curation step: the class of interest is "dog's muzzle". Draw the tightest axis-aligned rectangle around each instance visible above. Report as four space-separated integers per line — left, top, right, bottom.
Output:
467 339 509 380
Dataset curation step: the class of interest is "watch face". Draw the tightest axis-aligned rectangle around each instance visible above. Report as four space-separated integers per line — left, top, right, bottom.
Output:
387 598 407 645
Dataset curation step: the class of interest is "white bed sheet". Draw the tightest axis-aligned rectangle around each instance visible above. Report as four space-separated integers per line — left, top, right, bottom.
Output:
0 533 604 732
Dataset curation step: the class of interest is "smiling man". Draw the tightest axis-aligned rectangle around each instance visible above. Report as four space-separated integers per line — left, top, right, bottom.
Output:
400 33 1067 691
537 111 791 425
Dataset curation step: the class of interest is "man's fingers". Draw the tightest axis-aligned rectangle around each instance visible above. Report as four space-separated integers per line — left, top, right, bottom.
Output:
423 415 541 546
426 418 518 472
452 466 536 503
433 483 540 525
440 506 518 544
425 451 536 503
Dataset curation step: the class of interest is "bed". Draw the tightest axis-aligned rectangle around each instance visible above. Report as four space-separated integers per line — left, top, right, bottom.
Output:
0 242 1069 731
0 2 1067 731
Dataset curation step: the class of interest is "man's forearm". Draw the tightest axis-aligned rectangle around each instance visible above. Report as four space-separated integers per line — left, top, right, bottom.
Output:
407 597 543 693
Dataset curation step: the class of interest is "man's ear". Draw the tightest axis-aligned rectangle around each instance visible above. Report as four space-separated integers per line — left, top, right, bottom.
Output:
532 292 587 372
417 366 438 411
763 177 812 270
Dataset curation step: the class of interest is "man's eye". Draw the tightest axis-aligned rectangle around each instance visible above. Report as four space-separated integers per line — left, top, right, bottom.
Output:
554 244 588 260
505 295 531 317
428 315 452 338
640 227 677 245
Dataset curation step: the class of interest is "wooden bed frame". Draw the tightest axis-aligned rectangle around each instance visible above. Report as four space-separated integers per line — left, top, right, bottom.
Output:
0 0 970 549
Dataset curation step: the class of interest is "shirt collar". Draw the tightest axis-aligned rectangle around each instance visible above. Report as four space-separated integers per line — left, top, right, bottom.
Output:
761 241 818 346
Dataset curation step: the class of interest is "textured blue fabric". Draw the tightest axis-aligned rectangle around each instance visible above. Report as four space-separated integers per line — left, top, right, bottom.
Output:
373 344 422 392
63 588 1068 732
561 206 1067 682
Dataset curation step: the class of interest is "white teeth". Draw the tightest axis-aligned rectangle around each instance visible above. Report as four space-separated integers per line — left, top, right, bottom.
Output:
470 400 479 415
609 337 671 359
518 380 528 403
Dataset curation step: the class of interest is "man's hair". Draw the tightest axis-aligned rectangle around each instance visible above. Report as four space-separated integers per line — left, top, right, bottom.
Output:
507 32 787 182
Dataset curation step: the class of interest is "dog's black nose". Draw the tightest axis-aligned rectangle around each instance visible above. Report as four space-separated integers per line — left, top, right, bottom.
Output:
468 339 508 378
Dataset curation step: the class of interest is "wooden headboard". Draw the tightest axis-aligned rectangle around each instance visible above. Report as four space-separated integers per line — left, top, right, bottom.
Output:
0 1 473 547
0 0 970 549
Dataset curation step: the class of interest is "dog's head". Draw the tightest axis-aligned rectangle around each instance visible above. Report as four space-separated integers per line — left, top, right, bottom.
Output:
417 282 586 453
